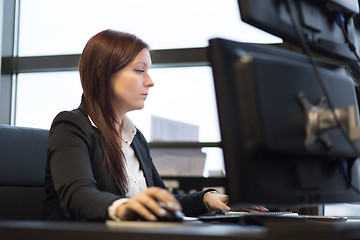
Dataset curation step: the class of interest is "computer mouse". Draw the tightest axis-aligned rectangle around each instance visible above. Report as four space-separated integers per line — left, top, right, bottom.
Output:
156 207 185 222
137 202 185 222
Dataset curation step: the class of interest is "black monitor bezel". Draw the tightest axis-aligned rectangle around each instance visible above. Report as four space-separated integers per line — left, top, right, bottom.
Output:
208 37 360 208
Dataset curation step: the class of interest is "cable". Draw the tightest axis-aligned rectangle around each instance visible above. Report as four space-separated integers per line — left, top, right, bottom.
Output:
284 0 360 156
284 0 360 194
337 159 360 195
344 171 360 195
332 9 360 194
333 10 360 62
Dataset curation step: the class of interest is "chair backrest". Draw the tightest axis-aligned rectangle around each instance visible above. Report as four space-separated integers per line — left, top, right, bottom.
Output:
0 124 49 220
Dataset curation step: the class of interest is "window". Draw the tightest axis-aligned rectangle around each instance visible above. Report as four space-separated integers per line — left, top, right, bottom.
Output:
325 203 360 217
15 67 225 174
16 67 219 142
9 0 281 176
18 0 280 56
15 71 82 129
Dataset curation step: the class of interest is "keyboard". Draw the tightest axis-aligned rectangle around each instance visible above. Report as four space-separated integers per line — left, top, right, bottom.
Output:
198 212 347 225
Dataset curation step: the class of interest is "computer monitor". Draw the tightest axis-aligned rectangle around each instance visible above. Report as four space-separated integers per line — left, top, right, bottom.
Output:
238 0 360 62
208 37 360 209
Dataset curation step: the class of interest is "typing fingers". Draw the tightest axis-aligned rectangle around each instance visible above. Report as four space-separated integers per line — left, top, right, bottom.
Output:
204 193 230 213
241 205 269 212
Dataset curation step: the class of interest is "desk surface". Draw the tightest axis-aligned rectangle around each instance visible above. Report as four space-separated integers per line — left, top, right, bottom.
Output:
1 219 360 240
0 220 265 240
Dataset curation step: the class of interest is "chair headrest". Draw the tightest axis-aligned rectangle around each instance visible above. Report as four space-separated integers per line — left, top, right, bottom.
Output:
0 125 49 186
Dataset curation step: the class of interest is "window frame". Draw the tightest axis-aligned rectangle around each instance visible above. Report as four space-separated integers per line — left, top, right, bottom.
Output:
0 0 220 150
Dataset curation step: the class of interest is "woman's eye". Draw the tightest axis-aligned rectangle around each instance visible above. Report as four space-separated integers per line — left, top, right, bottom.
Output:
135 69 144 74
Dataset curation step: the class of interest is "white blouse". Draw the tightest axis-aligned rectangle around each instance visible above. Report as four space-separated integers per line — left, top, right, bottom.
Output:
119 116 147 197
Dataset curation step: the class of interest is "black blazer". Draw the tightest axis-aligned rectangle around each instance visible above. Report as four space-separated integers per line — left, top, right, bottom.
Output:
42 109 210 221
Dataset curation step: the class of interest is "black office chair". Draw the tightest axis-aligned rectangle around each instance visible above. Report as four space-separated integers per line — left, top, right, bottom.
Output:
0 124 48 220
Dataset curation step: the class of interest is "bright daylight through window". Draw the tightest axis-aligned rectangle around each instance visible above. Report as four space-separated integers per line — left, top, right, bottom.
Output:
14 0 280 176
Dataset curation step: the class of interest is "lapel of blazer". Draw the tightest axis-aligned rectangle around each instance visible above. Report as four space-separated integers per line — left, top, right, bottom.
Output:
131 135 154 187
113 178 126 196
80 111 126 197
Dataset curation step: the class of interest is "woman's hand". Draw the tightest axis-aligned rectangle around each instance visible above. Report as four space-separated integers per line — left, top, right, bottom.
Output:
116 187 181 221
241 206 269 212
203 191 269 213
203 191 230 213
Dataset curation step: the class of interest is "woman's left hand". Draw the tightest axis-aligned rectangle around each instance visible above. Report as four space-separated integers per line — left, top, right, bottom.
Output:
203 191 269 214
241 205 269 212
203 191 230 213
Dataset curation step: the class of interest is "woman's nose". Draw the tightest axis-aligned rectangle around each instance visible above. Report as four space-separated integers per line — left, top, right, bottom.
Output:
146 74 154 87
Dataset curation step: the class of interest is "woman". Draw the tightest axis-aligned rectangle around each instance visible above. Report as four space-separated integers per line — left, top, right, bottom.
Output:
42 29 236 221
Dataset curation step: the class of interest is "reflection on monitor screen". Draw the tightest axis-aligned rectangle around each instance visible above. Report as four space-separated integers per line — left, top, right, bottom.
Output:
208 38 360 209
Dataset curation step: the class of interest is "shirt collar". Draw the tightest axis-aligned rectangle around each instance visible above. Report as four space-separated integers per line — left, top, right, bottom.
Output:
121 116 137 146
88 115 136 146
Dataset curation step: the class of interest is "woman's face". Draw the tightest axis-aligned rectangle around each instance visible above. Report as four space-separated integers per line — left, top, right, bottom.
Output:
112 48 154 115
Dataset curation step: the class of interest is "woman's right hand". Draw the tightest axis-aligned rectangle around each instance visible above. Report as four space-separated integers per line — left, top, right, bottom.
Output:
115 187 181 221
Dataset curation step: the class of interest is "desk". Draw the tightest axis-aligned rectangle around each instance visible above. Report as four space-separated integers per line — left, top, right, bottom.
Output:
0 220 265 240
1 220 360 240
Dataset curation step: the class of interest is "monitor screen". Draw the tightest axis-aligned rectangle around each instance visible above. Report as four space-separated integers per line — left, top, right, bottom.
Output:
208 37 360 209
238 0 360 62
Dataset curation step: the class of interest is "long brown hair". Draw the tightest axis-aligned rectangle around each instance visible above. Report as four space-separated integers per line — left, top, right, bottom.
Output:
78 29 149 191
